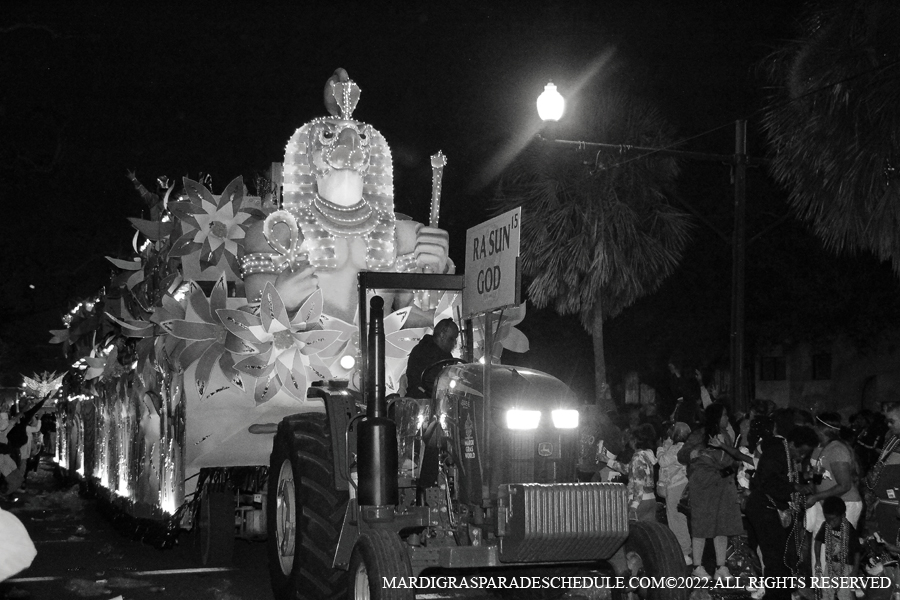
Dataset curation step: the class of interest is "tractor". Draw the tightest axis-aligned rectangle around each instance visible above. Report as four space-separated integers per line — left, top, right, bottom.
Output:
266 271 686 600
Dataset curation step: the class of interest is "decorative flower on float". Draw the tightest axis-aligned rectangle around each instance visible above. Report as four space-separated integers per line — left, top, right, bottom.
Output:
218 283 341 404
439 293 529 362
157 274 257 398
310 304 429 395
168 176 256 274
104 295 159 393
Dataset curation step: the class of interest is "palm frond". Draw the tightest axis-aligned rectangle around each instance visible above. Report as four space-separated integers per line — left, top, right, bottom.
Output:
762 0 900 272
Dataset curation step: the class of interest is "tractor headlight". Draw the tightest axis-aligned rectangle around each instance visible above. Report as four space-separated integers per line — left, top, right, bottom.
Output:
506 409 541 430
551 409 579 429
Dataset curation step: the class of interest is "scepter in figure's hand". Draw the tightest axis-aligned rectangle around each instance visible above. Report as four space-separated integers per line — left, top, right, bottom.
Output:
429 151 447 230
415 152 449 310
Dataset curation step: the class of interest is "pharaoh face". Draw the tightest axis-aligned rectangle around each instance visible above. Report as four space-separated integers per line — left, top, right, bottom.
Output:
308 119 373 206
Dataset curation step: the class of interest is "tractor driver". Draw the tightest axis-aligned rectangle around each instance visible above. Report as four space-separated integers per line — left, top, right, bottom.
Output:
405 319 459 398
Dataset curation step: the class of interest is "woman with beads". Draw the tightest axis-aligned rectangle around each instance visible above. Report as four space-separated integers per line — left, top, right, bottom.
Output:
805 412 863 576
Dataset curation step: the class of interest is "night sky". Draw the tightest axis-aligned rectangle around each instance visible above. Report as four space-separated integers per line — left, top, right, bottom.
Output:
3 2 897 399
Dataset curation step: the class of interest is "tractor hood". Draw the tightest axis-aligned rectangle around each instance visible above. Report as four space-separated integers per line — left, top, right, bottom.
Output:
434 364 578 410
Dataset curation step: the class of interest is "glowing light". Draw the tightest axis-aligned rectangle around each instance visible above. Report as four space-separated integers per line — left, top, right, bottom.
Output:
339 354 356 370
537 82 565 122
506 409 541 430
551 409 579 429
449 379 457 389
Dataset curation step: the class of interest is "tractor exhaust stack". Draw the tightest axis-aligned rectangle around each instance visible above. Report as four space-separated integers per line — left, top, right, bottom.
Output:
357 295 398 507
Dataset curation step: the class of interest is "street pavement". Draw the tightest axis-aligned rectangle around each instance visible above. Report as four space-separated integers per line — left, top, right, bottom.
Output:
0 458 271 600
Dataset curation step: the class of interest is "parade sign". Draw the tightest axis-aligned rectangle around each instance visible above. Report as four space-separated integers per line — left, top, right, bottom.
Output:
463 208 521 318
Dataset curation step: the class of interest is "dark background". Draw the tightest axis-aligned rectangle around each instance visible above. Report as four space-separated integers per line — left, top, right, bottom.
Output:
2 2 898 402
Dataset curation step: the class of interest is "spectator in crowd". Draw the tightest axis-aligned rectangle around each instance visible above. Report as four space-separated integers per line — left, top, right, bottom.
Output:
668 359 702 430
745 425 819 600
732 416 755 492
815 496 861 600
657 422 692 565
21 414 42 482
40 412 57 456
0 411 24 496
603 423 658 522
748 412 775 454
806 412 862 573
639 400 665 442
678 403 745 581
851 409 886 476
795 409 815 428
696 369 713 409
867 402 900 542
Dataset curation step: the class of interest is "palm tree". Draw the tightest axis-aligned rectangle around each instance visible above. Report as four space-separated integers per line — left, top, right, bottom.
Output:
493 88 692 405
762 0 900 272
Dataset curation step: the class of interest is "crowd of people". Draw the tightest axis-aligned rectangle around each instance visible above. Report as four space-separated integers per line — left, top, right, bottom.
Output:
594 374 900 598
0 399 54 498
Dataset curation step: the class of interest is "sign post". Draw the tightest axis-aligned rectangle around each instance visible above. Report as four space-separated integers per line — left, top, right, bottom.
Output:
463 207 522 506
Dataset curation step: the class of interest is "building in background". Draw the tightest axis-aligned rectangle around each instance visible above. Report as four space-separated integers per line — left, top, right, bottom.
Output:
754 332 900 414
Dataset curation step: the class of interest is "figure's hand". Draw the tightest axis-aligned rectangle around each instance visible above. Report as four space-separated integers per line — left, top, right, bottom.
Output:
414 225 450 274
274 261 319 313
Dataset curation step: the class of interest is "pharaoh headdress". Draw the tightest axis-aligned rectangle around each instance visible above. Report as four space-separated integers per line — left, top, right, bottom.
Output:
282 70 395 271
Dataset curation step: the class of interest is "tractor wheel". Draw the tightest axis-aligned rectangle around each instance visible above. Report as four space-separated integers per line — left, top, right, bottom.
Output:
268 413 350 600
620 521 688 600
198 482 235 566
348 530 413 600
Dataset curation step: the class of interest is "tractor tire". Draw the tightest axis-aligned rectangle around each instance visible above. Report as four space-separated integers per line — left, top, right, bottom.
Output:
198 482 235 566
348 529 413 600
268 413 350 600
620 521 688 600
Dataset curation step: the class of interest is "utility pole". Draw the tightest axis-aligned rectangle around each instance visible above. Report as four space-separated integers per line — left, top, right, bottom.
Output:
731 120 747 411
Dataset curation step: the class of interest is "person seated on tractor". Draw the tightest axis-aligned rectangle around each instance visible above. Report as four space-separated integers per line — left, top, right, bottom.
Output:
405 319 459 398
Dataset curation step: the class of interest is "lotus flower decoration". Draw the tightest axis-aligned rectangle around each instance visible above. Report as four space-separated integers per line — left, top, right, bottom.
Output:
158 274 256 397
312 304 430 395
218 284 341 404
168 176 255 274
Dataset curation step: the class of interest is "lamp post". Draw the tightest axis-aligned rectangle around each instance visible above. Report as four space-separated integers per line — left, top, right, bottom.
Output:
537 82 764 410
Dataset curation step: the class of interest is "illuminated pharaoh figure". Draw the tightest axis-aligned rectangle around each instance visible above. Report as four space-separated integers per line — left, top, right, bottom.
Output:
242 69 452 368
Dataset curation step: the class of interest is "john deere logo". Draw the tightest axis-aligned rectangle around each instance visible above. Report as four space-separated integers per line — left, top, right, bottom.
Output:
538 442 553 457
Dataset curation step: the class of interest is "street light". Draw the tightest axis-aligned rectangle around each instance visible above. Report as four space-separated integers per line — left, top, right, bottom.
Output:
536 82 565 121
537 82 764 410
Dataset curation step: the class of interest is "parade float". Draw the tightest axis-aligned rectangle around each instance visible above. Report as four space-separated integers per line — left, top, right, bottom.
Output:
50 69 527 550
